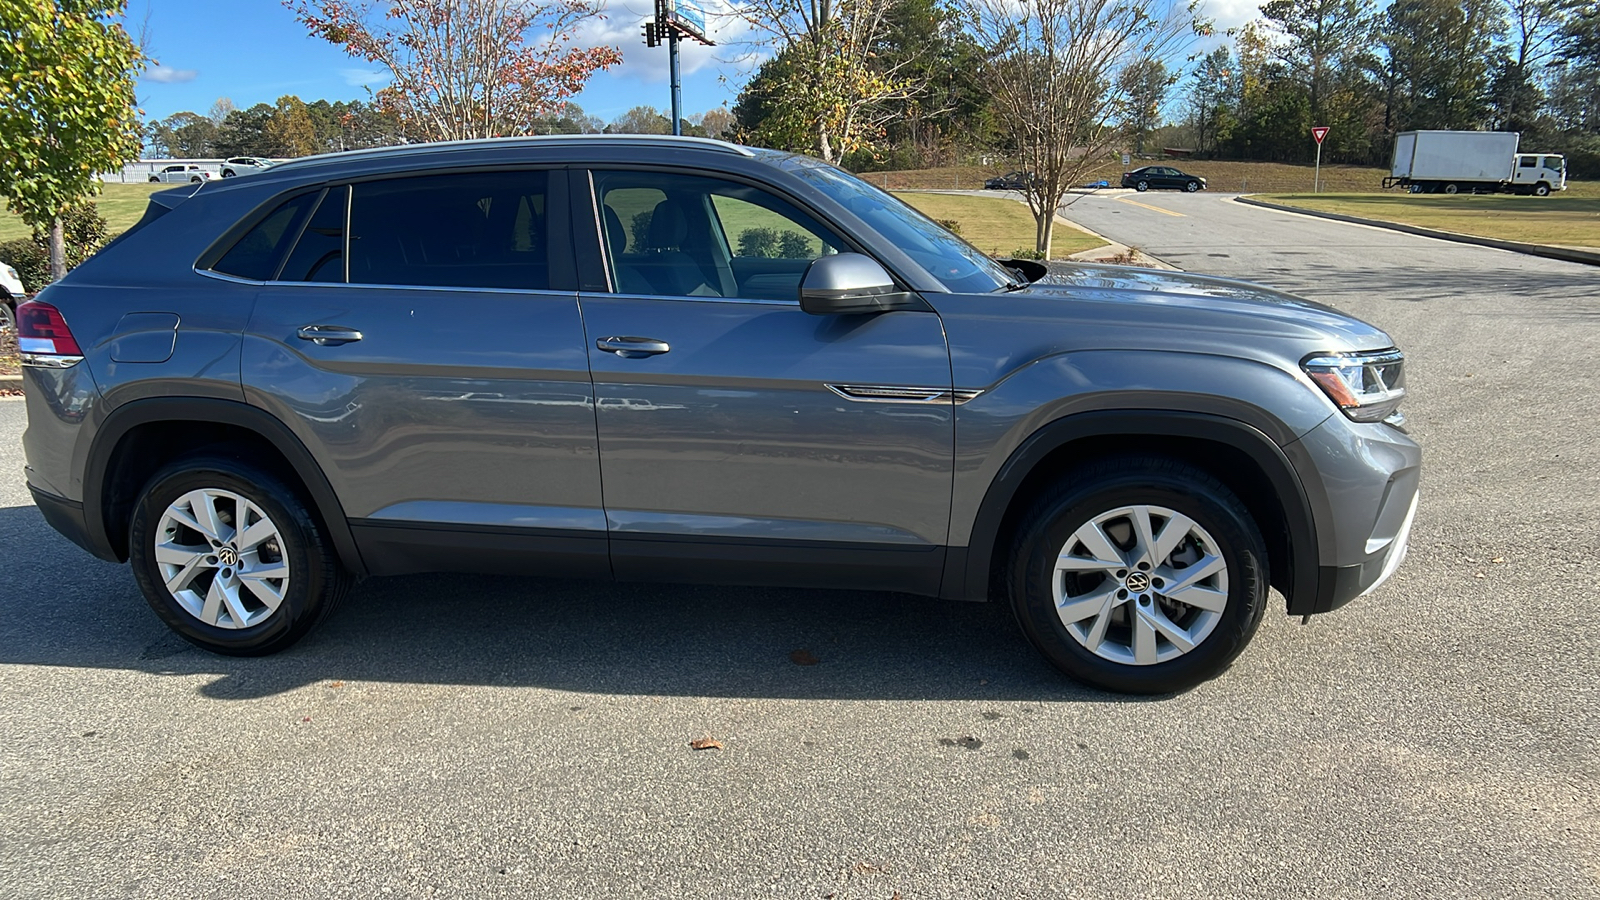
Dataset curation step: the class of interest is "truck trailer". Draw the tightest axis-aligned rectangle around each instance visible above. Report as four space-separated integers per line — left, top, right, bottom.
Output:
1385 131 1566 196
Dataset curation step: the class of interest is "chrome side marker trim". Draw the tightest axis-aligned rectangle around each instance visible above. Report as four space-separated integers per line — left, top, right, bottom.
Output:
826 384 984 405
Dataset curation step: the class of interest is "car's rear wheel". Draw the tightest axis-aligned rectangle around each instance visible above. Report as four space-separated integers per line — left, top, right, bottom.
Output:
1443 183 1459 194
129 455 352 656
1184 180 1200 192
190 176 203 183
1136 181 1150 192
222 169 235 178
1007 456 1268 694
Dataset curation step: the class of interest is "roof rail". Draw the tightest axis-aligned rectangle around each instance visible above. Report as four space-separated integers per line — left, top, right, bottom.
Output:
269 134 756 174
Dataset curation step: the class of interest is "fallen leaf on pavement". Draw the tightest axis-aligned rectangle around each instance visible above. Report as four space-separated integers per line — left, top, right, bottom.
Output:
689 736 723 751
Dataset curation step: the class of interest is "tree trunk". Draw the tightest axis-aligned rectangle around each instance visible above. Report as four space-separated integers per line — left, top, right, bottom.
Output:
49 216 67 283
818 121 835 164
1035 210 1054 259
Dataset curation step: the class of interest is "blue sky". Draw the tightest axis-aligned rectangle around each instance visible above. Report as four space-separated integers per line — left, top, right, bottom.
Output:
130 0 1259 128
130 0 759 126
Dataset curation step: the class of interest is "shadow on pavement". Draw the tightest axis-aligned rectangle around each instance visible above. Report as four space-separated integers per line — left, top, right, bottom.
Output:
0 503 1115 703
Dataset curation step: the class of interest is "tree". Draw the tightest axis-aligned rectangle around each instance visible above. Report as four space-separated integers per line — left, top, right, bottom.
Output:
214 103 276 157
1188 46 1237 155
160 111 218 157
288 0 622 141
731 0 917 161
1488 0 1565 130
965 0 1199 256
1118 59 1170 154
694 107 735 139
0 0 144 281
1260 0 1378 126
208 97 236 126
1383 0 1504 130
608 106 672 135
267 95 321 157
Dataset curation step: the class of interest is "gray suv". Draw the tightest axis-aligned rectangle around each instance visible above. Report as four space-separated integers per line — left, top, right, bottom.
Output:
17 136 1419 693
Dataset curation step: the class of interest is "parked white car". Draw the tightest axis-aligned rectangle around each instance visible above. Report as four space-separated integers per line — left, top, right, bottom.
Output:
148 164 214 184
221 157 274 178
1 261 25 334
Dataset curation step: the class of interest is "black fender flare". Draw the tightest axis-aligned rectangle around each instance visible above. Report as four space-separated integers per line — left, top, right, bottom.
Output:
82 397 368 576
944 410 1321 610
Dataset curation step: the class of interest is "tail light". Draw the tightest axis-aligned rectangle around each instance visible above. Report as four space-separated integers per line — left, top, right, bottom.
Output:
17 300 85 367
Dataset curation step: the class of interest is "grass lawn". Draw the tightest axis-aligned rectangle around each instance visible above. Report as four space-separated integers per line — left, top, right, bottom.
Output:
0 182 167 243
895 191 1105 258
1258 192 1600 249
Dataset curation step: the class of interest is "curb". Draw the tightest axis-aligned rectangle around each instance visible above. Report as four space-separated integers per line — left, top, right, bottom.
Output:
1234 196 1600 267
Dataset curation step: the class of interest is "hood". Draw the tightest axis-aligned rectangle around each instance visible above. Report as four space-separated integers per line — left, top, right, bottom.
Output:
1021 263 1393 351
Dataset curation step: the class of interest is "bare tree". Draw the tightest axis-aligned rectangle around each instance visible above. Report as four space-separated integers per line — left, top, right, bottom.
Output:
732 0 918 161
288 0 622 141
966 0 1200 256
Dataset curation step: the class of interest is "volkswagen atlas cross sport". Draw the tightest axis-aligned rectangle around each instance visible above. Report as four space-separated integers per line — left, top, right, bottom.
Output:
17 135 1419 693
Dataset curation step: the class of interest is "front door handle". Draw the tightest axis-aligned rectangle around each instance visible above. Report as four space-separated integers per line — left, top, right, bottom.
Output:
596 336 670 358
297 325 364 346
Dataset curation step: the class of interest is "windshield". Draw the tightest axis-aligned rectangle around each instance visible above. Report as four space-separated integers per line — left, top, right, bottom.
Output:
778 157 1016 293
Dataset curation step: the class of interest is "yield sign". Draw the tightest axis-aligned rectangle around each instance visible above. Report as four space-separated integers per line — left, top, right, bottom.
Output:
1311 126 1330 144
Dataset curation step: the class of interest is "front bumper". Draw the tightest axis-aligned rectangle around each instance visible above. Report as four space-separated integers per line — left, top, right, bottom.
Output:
1285 414 1422 616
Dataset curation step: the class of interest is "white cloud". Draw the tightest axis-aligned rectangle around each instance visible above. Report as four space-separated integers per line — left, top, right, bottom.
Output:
341 68 393 87
1198 0 1264 32
143 64 198 84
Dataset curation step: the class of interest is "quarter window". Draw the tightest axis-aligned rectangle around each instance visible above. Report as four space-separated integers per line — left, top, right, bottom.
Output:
210 192 318 281
279 186 349 283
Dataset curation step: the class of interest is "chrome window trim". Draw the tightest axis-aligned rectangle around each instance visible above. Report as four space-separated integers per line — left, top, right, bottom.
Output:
194 267 580 298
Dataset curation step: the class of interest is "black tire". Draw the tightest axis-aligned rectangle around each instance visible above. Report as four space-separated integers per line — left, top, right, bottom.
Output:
190 176 203 183
1184 180 1200 192
0 300 14 335
129 455 352 656
1443 183 1459 194
1007 456 1268 694
1534 182 1550 197
148 176 159 183
222 169 236 178
1136 181 1149 192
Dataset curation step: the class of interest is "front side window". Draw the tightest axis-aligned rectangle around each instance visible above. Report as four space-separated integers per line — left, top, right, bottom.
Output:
348 170 551 290
593 170 842 302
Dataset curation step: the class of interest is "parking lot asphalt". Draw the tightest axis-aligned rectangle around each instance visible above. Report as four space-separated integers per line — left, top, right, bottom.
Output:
1 195 1597 898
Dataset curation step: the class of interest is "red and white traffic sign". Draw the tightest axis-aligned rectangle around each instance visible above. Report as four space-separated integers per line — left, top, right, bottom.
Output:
1312 126 1330 144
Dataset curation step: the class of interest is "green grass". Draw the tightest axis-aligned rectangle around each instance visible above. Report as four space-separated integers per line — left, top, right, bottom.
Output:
1258 192 1600 249
0 182 167 243
894 191 1105 258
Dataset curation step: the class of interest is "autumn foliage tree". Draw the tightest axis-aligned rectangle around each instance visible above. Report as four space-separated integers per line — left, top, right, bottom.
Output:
0 0 144 281
287 0 622 141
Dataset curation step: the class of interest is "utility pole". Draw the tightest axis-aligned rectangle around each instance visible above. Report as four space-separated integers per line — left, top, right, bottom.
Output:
645 0 712 136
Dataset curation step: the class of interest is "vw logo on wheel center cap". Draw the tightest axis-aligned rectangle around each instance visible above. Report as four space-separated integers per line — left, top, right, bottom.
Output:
1125 571 1150 593
217 546 239 567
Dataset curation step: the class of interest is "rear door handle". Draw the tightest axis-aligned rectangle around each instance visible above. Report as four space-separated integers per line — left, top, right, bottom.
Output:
596 336 670 358
297 325 364 346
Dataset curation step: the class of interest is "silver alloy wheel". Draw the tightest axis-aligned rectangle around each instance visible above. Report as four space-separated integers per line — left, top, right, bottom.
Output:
0 302 13 335
154 488 291 629
1052 504 1229 666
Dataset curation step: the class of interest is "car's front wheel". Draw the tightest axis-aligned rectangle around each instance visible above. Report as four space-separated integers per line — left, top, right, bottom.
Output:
129 455 352 656
0 300 14 335
1008 457 1268 694
1534 182 1551 197
1184 180 1200 192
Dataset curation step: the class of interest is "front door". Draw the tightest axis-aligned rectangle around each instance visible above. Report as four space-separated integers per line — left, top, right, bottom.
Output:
574 168 955 594
239 169 607 577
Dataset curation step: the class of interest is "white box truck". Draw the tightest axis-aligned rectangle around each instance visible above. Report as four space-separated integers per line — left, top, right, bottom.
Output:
1385 131 1567 196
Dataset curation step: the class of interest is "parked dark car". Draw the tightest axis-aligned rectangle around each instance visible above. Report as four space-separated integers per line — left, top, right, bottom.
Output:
984 171 1034 190
1121 166 1206 192
17 135 1418 694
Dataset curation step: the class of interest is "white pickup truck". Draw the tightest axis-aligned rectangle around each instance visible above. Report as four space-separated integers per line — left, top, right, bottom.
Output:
147 164 216 184
1385 131 1567 196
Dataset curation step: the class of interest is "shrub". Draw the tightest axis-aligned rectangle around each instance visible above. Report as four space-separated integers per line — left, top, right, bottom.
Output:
936 218 962 235
629 210 653 251
0 205 110 289
738 227 780 257
1008 247 1045 260
777 229 812 258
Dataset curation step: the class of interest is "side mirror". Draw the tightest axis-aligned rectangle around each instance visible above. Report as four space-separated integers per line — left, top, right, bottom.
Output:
798 253 925 315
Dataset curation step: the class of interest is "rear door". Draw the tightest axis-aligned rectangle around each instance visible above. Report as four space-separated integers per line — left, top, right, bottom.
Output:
572 167 955 594
237 168 607 577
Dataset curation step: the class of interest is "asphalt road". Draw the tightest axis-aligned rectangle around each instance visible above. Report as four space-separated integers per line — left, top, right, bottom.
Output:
1 195 1596 898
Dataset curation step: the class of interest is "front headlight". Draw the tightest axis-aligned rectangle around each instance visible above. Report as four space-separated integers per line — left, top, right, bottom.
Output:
1302 349 1406 424
3 265 17 280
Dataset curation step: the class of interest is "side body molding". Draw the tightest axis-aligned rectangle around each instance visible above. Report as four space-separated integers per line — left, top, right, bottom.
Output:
943 410 1324 612
82 397 368 575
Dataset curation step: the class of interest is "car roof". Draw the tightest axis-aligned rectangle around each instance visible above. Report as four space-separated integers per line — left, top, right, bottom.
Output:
267 134 755 178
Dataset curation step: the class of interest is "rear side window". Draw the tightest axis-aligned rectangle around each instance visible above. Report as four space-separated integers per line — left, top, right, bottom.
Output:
280 187 349 283
348 170 551 290
210 192 318 281
1519 156 1537 168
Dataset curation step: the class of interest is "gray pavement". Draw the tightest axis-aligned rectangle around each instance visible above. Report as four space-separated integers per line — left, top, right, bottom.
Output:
1 194 1597 897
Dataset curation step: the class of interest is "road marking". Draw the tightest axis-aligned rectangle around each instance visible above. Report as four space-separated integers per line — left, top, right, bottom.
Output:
1115 196 1186 217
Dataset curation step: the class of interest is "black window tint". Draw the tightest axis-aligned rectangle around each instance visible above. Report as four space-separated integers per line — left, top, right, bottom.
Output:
280 186 348 283
348 170 550 290
211 192 316 281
